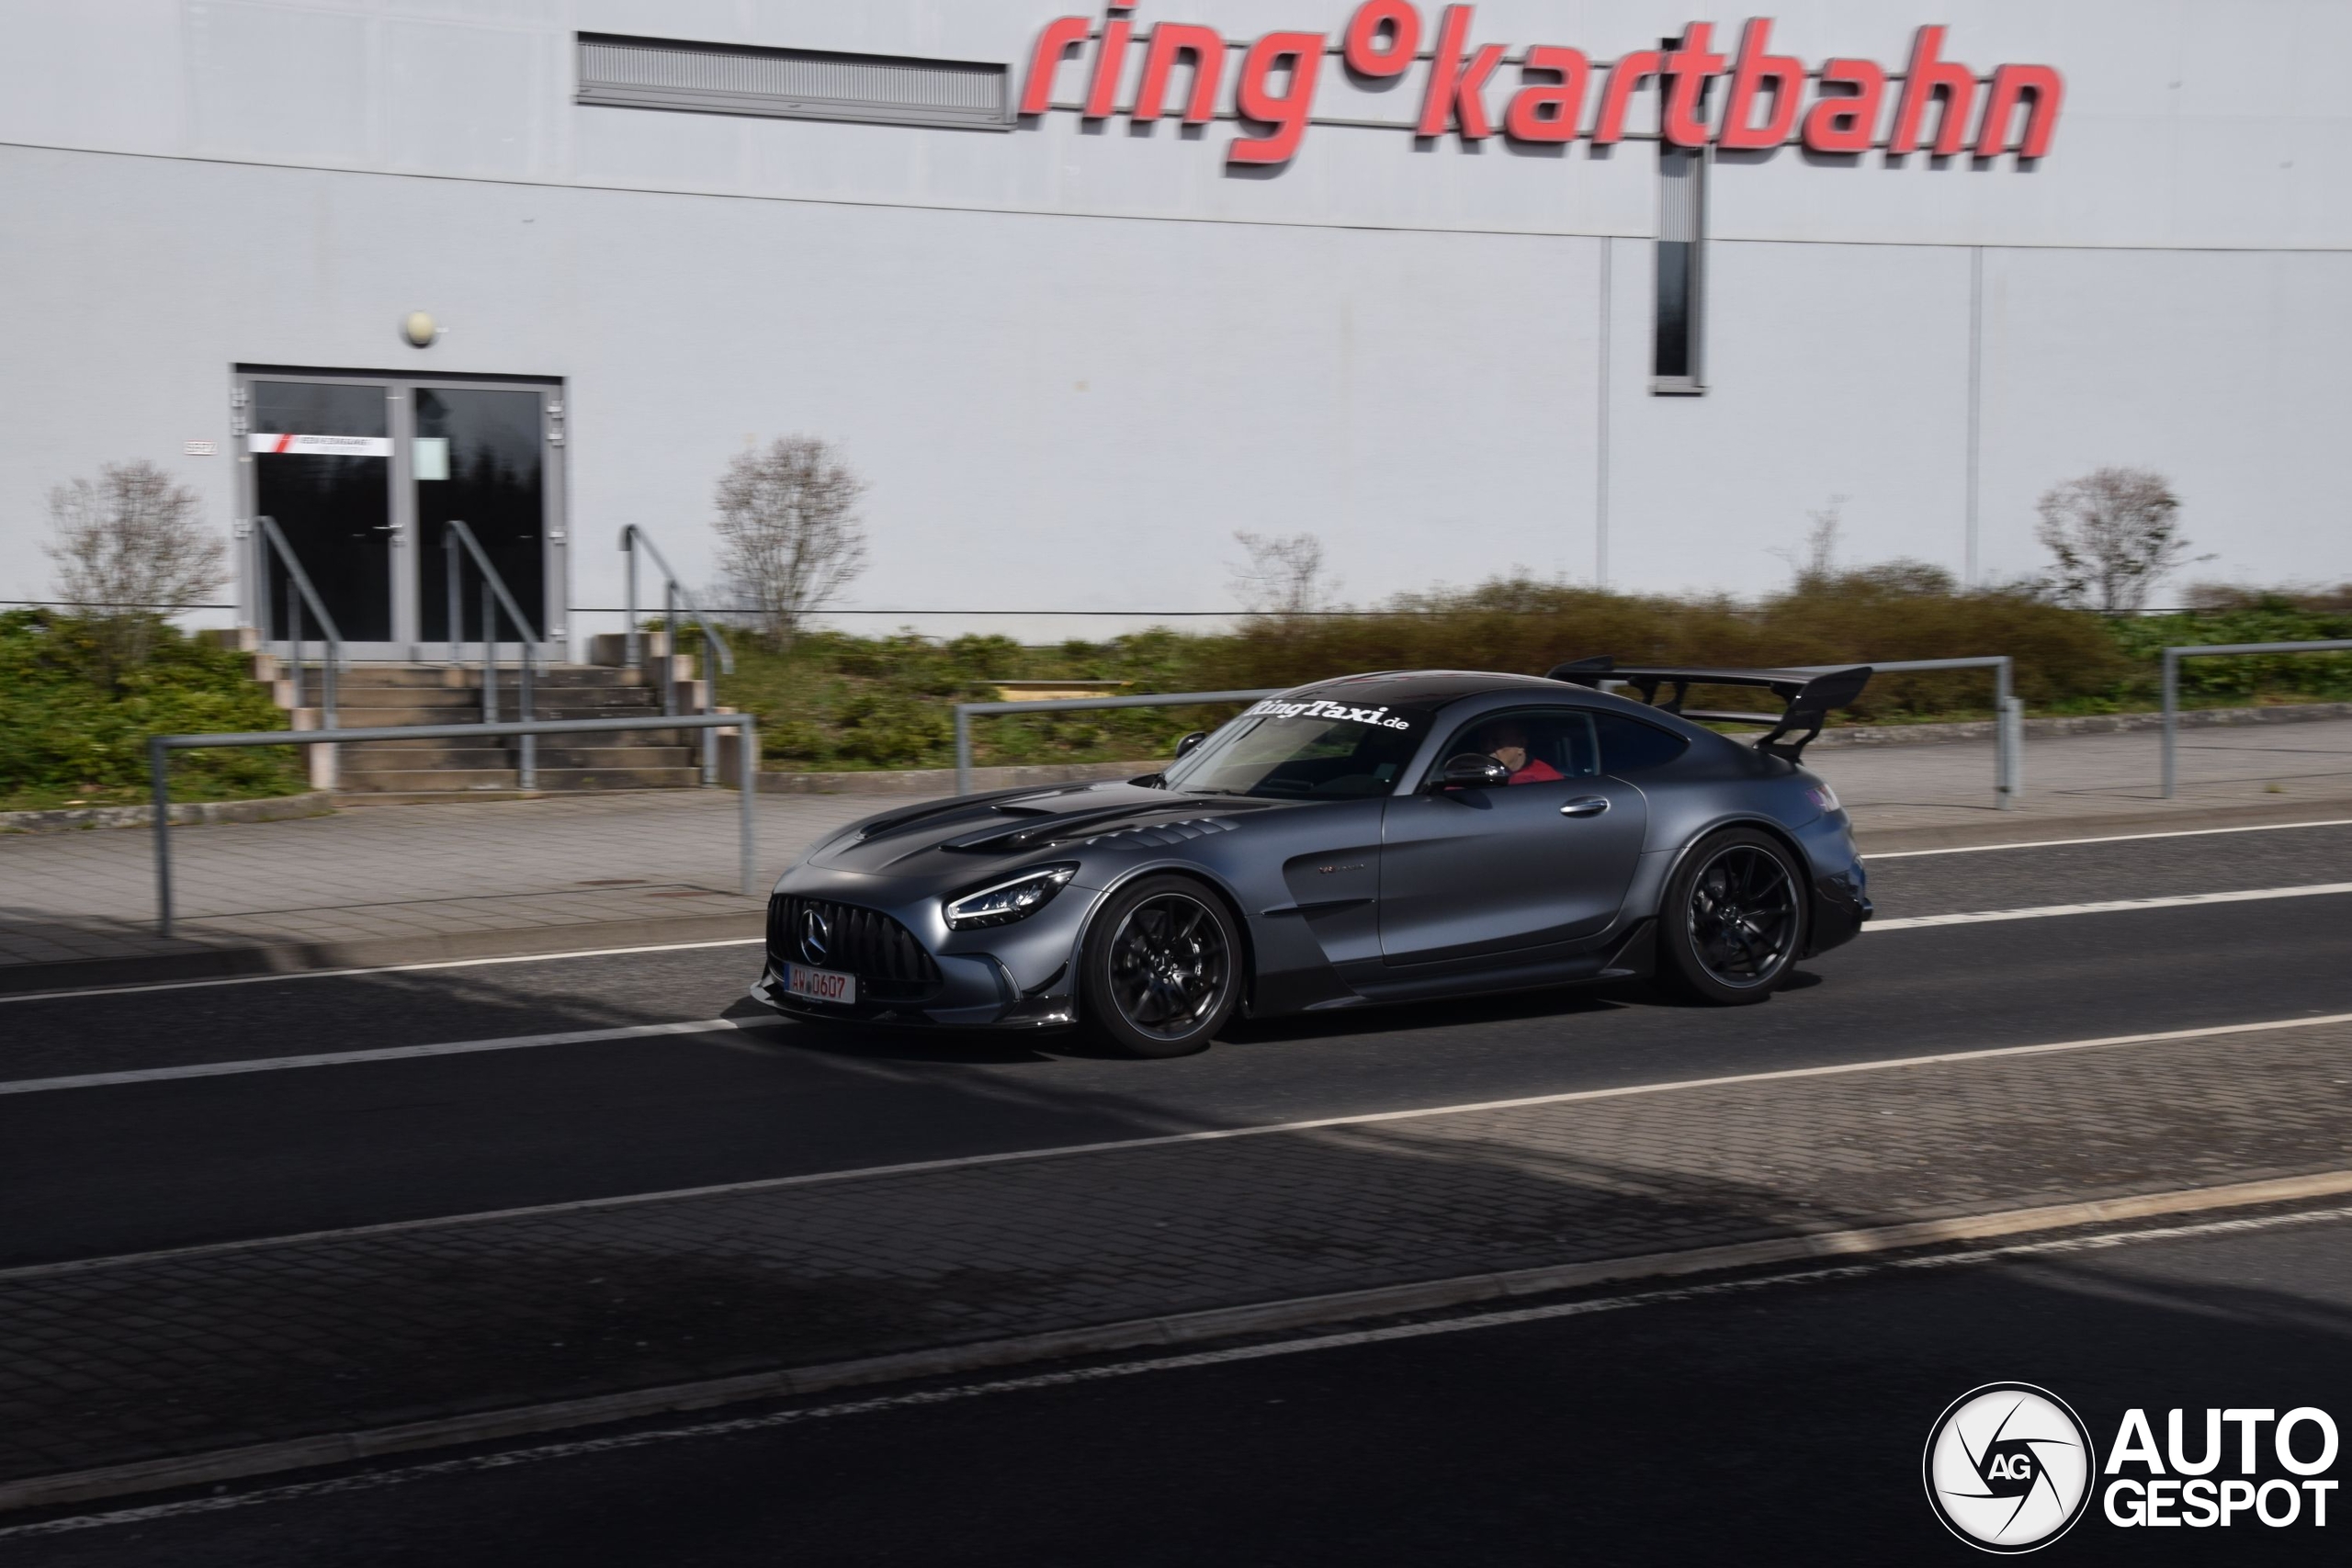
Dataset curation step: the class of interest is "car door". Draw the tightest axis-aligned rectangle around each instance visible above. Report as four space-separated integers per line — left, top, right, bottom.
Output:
1377 706 1649 966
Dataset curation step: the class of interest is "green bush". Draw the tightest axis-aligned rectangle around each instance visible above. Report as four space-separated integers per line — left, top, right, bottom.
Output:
2102 600 2352 705
707 578 2349 776
0 610 301 811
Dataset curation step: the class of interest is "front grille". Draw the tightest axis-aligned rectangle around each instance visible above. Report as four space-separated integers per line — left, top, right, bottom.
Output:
767 896 943 1002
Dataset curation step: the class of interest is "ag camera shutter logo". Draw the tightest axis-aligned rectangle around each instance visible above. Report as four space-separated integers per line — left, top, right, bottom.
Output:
1924 1383 2097 1552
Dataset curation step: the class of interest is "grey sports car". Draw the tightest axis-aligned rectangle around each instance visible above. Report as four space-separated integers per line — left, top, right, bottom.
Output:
750 660 1875 1056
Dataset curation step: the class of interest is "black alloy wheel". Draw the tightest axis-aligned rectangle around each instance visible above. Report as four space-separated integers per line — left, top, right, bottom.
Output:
1080 875 1241 1057
1658 829 1804 1005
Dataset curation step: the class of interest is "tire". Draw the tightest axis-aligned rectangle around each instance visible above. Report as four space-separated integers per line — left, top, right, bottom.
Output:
1078 874 1243 1058
1657 828 1806 1006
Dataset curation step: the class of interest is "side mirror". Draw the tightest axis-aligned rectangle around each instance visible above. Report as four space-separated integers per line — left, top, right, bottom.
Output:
1173 730 1210 761
1437 752 1511 790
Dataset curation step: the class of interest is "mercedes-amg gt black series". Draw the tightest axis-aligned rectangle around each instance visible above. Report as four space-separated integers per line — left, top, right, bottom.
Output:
752 660 1875 1056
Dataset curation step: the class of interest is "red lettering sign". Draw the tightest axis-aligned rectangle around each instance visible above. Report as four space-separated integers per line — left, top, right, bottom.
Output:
1019 7 2063 167
1230 30 1326 165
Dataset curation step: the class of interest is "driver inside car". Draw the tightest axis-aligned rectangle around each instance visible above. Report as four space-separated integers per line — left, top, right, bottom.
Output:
1476 720 1564 784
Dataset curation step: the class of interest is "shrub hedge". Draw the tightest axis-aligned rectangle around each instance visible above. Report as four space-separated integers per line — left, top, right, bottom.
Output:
0 610 302 811
714 575 2352 774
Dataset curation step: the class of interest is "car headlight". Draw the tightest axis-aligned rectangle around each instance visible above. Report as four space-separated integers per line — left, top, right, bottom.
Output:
944 864 1079 931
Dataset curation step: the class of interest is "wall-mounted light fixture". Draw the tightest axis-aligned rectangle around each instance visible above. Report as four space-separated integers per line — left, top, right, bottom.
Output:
401 310 439 348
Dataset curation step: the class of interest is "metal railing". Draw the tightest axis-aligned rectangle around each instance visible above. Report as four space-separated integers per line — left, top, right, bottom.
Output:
619 525 737 784
2162 638 2352 796
443 520 540 788
254 515 344 731
952 659 2025 808
1791 656 2021 811
144 713 760 938
953 690 1283 795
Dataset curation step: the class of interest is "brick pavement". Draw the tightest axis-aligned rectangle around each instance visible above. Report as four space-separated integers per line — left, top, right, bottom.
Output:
2 720 2348 976
2 1021 2347 1487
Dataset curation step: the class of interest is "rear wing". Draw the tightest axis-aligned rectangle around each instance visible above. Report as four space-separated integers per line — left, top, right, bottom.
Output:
1546 657 1872 761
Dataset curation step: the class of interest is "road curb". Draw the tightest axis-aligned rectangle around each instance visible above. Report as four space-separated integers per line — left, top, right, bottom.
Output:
0 793 334 836
6 1167 2349 1517
0 913 762 998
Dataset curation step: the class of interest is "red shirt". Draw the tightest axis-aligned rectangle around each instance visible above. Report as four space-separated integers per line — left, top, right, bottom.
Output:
1508 758 1564 785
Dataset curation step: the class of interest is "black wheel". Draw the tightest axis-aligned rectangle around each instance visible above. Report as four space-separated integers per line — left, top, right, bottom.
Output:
1657 829 1805 1005
1079 875 1242 1057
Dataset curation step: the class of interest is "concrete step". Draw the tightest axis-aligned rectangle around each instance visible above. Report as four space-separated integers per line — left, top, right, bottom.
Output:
334 683 667 706
335 769 523 793
335 727 698 750
531 767 704 790
332 702 676 729
526 747 697 768
337 748 516 772
334 664 653 690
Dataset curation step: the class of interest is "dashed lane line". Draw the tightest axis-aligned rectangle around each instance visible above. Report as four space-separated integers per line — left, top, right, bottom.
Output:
1867 881 2352 931
0 937 763 1006
8 816 2351 1007
0 1018 763 1098
4 1010 2347 1284
6 879 2349 1098
1866 817 2352 859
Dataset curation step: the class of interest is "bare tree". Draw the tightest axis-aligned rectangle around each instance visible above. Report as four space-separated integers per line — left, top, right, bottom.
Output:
711 436 868 646
1770 495 1847 587
2035 467 2206 613
44 459 226 677
1229 531 1340 619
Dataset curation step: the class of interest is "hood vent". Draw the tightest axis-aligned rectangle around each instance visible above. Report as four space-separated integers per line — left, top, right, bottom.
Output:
1081 817 1241 848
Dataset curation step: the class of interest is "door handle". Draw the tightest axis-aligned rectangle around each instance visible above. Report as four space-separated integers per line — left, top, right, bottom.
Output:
1560 796 1611 818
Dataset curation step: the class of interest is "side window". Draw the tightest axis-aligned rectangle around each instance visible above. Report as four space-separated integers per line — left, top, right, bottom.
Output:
1430 709 1601 786
1591 712 1690 775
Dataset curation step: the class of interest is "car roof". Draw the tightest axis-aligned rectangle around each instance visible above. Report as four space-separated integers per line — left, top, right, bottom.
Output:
1285 670 1574 706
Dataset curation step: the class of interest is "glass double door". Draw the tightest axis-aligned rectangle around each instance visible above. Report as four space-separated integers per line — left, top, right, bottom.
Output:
243 372 564 660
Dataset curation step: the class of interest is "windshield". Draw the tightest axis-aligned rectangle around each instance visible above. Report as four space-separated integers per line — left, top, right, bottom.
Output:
1163 697 1430 800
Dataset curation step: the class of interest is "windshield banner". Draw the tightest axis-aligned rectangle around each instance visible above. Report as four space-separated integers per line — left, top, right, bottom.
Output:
1241 697 1417 730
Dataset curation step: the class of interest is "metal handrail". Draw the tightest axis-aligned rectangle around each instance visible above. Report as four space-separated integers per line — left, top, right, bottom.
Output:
145 712 761 937
1789 656 2020 810
951 660 2026 809
2161 638 2352 796
253 515 344 730
443 520 540 788
952 689 1285 795
620 525 736 784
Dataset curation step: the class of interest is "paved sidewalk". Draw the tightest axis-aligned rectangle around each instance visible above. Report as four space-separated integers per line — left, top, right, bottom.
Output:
2 720 2347 984
2 1019 2347 1493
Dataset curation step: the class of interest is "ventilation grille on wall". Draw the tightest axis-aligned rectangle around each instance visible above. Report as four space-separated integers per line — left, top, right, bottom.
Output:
577 33 1012 130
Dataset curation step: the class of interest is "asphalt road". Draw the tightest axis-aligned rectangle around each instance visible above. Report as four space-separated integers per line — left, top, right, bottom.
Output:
2 821 2350 1269
0 818 2348 1565
6 1204 2347 1565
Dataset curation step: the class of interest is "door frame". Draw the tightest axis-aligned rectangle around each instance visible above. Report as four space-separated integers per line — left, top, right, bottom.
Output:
234 365 569 662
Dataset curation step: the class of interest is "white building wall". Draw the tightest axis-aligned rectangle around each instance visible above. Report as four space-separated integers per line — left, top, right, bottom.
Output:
0 0 2344 635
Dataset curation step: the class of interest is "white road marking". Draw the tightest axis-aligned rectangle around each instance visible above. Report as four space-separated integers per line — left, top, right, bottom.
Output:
0 937 763 1006
1868 881 2352 931
1868 817 2352 859
6 1010 2346 1283
0 1019 766 1098
7 1200 2346 1542
6 818 2344 1007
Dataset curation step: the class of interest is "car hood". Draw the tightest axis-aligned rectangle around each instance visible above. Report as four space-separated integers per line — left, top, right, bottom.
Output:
802 781 1295 880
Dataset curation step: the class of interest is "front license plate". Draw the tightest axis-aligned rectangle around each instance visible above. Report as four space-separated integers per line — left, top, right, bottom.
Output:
784 964 857 1005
